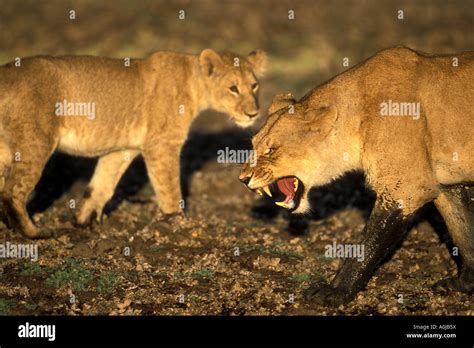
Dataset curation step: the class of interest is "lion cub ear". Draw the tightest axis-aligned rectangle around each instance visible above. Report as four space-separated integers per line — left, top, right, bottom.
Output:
247 49 267 78
199 49 224 77
268 93 296 114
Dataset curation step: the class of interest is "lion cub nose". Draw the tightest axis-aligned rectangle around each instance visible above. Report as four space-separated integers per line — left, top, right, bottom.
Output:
244 110 259 118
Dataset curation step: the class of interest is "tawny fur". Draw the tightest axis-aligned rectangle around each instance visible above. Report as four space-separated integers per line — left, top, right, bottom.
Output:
241 46 473 272
0 49 267 238
243 47 473 212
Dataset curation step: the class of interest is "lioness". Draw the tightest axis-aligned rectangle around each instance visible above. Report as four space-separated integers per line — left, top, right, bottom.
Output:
0 48 267 238
240 47 474 306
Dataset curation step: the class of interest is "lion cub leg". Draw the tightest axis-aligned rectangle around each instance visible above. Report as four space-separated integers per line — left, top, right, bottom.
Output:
434 185 474 293
2 139 56 239
143 145 183 215
0 139 12 191
0 139 12 225
76 150 139 226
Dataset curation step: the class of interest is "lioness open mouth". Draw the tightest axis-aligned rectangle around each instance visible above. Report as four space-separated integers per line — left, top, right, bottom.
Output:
253 176 302 210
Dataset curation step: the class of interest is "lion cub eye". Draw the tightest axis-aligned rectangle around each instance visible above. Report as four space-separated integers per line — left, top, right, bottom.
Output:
229 85 239 94
251 83 259 91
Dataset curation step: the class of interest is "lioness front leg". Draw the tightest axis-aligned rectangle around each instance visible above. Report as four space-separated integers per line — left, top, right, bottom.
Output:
76 150 139 226
143 145 183 215
433 185 474 293
305 198 414 306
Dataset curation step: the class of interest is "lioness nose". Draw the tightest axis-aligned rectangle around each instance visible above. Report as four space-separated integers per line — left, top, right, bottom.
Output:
239 173 252 185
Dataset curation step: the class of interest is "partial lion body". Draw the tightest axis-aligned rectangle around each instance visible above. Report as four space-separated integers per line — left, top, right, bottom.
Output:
418 53 474 184
241 47 474 305
359 49 474 187
300 47 474 212
0 54 199 157
0 49 266 238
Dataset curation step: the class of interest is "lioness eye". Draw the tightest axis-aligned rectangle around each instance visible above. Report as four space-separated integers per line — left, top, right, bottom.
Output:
252 83 259 91
264 148 273 155
229 85 239 94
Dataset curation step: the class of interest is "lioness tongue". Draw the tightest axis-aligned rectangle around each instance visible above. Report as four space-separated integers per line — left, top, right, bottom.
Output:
277 178 295 203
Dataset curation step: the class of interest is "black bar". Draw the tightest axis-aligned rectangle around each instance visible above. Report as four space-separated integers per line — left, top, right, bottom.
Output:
0 315 472 346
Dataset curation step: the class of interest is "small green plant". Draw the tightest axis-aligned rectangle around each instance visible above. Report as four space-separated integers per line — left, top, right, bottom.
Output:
399 295 430 309
316 254 334 263
192 268 214 279
0 298 14 315
45 258 94 292
21 258 124 294
20 262 49 276
97 272 121 294
22 302 38 311
148 245 165 253
46 268 94 291
291 272 312 282
175 268 215 280
238 243 304 260
189 295 201 302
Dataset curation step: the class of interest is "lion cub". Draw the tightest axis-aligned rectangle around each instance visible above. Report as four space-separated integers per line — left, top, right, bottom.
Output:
0 48 266 238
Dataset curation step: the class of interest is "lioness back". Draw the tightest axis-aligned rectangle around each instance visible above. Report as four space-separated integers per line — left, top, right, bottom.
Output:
345 47 474 186
419 51 474 184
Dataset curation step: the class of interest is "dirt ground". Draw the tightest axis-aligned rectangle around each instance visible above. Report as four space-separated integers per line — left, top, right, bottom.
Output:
0 0 473 315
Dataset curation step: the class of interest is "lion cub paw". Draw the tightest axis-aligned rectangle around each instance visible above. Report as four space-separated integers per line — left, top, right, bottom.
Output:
75 201 102 227
20 225 54 239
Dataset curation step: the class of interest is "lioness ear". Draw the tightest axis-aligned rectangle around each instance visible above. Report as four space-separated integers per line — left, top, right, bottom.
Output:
305 105 338 135
199 49 223 77
268 93 296 114
247 49 267 78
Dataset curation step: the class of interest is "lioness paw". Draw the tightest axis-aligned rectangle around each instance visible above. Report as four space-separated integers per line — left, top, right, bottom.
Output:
304 280 354 307
433 277 474 294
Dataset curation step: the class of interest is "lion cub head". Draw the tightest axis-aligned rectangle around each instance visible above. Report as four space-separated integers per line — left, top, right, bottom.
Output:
240 93 342 213
199 49 267 127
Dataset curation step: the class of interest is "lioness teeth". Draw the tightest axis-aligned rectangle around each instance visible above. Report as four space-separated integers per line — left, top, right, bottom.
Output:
256 188 263 196
263 186 272 197
294 178 298 192
275 200 295 209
